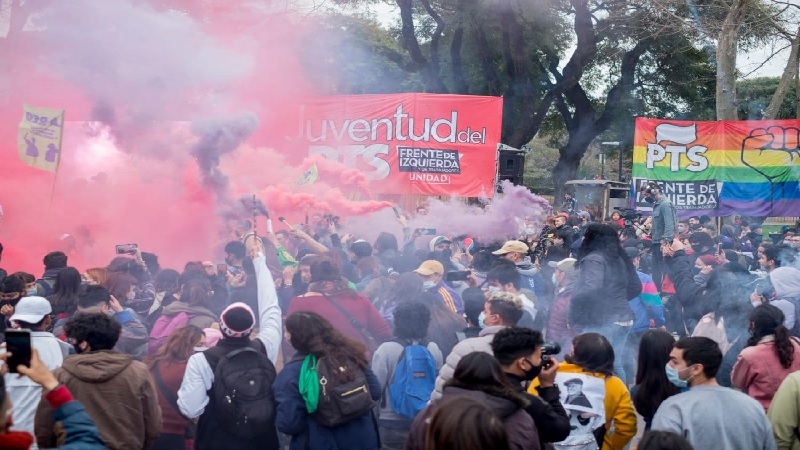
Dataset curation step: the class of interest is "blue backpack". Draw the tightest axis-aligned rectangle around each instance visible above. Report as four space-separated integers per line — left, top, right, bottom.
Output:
388 341 437 419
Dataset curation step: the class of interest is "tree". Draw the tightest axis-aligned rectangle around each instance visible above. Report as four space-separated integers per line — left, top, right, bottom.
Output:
738 76 797 119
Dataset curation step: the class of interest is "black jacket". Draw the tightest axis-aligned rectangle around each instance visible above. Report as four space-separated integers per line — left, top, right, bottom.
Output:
570 252 641 327
506 372 571 446
666 251 754 329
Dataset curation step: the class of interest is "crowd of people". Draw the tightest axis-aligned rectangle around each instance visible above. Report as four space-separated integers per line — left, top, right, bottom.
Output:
0 189 798 450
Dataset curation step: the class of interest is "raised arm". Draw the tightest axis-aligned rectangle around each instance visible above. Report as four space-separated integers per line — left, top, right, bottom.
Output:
253 245 283 365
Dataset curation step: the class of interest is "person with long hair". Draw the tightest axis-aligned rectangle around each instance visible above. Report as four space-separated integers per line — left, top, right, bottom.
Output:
407 352 538 450
529 333 637 450
569 224 642 384
379 272 424 326
731 304 800 410
83 267 108 286
149 269 180 316
419 291 465 357
286 256 391 355
49 267 82 320
423 396 510 450
102 272 138 309
158 276 218 330
146 325 205 450
273 311 382 450
631 330 680 430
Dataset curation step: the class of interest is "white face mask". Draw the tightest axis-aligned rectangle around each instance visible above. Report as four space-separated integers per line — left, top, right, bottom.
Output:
422 281 436 290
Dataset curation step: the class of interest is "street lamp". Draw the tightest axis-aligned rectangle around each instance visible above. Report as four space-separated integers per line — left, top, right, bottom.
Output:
601 141 622 182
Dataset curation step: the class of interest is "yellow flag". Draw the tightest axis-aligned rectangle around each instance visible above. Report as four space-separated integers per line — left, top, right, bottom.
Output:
296 163 318 185
18 105 65 172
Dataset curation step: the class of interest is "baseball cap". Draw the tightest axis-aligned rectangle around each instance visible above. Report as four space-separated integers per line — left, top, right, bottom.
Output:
350 240 373 258
547 258 578 277
414 260 445 276
220 302 256 338
492 240 529 255
428 236 452 252
624 247 640 259
10 296 52 325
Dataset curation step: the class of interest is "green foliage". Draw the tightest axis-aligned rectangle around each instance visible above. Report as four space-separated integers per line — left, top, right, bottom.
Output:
737 77 797 120
297 12 424 94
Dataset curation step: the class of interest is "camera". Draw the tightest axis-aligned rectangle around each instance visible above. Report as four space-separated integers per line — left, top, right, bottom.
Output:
614 207 642 226
540 341 561 368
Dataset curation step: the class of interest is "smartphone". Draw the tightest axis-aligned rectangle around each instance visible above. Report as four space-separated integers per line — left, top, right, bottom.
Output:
217 263 228 274
446 270 471 282
115 243 138 255
415 228 437 236
5 330 31 373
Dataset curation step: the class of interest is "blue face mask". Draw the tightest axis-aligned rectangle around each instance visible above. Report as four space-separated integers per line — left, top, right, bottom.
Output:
26 288 37 296
478 312 487 329
665 363 693 388
422 281 436 290
551 274 558 285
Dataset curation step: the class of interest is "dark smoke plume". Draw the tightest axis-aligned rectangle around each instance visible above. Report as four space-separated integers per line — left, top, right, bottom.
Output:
190 112 259 197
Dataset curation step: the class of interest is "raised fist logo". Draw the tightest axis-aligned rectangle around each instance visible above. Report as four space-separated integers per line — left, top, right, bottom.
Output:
741 126 800 208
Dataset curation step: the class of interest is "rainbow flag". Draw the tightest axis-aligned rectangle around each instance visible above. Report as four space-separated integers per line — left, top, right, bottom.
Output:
632 118 800 216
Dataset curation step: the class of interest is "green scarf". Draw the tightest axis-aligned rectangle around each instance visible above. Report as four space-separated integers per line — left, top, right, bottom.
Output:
298 354 319 413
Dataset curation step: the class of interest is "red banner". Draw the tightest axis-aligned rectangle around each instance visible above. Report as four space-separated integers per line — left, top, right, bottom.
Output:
297 94 503 197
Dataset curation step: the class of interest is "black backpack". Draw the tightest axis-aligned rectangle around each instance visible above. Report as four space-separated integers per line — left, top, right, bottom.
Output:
313 356 375 428
208 342 277 439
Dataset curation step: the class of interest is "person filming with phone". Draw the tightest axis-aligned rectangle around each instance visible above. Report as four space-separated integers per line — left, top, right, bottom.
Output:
3 296 69 443
0 349 105 449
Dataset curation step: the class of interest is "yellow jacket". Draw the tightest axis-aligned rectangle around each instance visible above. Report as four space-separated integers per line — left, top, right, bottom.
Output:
528 362 637 450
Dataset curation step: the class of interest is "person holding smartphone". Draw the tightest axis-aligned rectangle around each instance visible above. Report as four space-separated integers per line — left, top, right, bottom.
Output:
4 296 69 443
0 349 105 449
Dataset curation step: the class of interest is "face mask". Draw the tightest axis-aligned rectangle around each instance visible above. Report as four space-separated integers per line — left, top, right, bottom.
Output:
524 228 536 236
26 288 37 296
523 359 543 381
551 274 558 285
691 244 704 253
644 196 655 204
665 363 693 388
487 286 501 294
478 312 487 329
422 281 436 290
751 301 762 308
692 267 702 276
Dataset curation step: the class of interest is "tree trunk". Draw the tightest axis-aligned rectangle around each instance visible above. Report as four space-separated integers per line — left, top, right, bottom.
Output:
552 136 592 201
395 0 448 93
765 26 800 120
796 60 800 119
716 0 749 120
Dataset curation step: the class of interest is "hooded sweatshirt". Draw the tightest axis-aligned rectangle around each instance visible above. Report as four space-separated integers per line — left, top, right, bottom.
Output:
34 350 162 450
405 386 539 450
160 300 218 330
770 267 800 331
